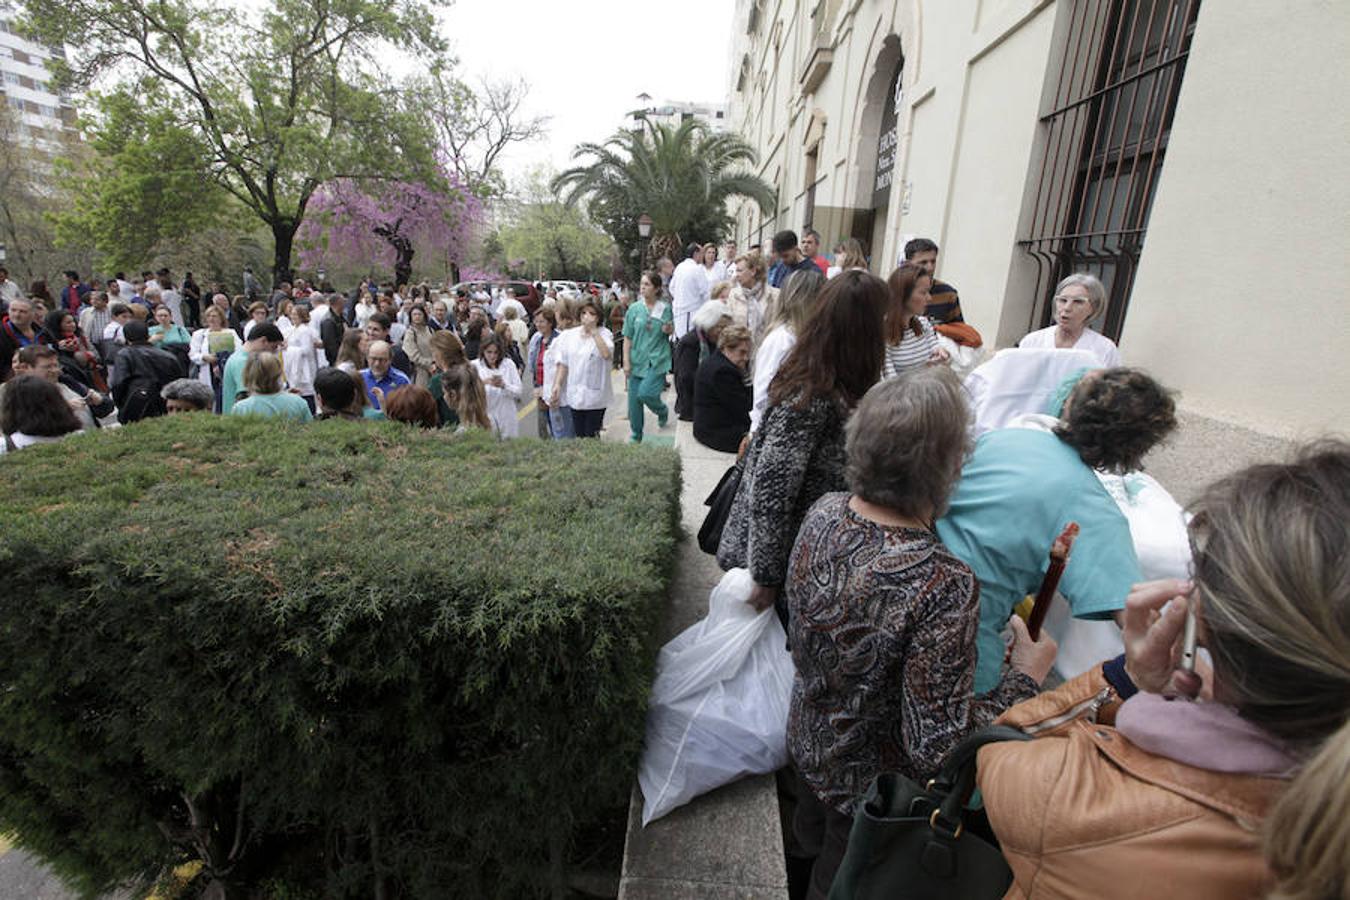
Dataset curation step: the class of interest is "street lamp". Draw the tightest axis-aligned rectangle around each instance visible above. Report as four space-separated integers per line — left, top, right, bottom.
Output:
316 266 326 287
636 214 653 274
0 243 6 265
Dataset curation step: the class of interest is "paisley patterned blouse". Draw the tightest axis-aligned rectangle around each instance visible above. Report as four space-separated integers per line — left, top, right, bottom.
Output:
786 492 1040 815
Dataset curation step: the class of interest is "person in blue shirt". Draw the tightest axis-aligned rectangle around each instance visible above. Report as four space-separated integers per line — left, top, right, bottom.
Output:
766 230 821 289
935 367 1177 692
360 340 410 411
229 351 312 422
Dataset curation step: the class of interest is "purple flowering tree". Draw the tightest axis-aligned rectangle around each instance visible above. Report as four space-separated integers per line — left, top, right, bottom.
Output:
298 168 484 286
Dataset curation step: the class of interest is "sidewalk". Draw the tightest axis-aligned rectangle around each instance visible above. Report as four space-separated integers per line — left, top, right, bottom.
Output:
612 371 790 900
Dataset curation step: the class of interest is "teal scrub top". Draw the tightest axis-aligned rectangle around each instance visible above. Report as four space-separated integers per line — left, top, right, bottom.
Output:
230 392 313 422
149 324 192 346
624 299 674 376
935 428 1140 692
220 350 250 414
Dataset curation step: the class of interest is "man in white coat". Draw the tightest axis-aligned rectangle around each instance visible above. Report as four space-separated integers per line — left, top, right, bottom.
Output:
669 242 710 339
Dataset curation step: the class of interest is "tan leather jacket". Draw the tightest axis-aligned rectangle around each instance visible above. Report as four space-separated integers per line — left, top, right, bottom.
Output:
977 666 1285 899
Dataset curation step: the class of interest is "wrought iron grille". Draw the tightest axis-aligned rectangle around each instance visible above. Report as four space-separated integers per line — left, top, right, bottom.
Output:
1020 0 1201 340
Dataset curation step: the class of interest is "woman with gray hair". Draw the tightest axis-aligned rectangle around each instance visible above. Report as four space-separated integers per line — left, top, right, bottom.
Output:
784 367 1058 899
1018 272 1122 366
160 378 214 413
673 299 733 422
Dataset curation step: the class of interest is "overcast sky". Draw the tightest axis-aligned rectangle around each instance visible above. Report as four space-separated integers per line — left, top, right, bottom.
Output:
438 0 736 187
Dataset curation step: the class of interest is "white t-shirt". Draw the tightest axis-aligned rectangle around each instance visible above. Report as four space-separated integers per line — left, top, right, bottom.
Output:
1018 325 1121 368
555 326 614 411
542 329 567 403
160 288 185 326
353 300 377 327
0 279 22 307
474 356 522 438
283 324 321 395
670 258 710 315
749 325 796 433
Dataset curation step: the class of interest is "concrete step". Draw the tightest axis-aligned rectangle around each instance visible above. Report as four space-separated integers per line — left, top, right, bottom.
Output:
617 410 788 899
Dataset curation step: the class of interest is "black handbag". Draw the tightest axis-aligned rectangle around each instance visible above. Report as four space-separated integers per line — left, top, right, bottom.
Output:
827 725 1032 900
697 460 743 554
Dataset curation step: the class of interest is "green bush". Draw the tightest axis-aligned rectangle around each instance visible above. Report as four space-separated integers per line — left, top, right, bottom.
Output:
0 417 682 898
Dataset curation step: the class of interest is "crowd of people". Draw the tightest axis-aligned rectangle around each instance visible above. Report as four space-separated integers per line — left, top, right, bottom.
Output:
1 239 1344 900
0 265 656 441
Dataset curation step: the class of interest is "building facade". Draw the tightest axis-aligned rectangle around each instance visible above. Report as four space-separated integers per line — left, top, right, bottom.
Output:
629 94 729 132
0 6 78 188
726 0 1349 435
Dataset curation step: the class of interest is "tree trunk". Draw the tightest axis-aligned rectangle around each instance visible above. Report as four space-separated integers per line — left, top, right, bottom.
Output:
648 232 682 267
271 221 296 289
373 224 414 287
393 242 414 288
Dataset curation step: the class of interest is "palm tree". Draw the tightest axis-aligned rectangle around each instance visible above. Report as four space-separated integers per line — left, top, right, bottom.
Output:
552 116 776 266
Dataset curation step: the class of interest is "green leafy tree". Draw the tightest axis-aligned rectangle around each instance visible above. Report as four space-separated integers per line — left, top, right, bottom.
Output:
19 0 447 285
53 88 234 273
500 169 614 281
552 116 776 269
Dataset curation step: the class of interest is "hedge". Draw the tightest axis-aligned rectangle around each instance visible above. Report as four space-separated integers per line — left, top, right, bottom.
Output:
0 417 682 898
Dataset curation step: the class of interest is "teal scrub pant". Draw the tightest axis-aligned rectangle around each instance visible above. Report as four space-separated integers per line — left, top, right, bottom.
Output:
627 370 668 440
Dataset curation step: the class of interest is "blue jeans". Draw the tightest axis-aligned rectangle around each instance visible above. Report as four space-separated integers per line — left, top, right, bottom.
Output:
549 404 575 439
627 371 668 441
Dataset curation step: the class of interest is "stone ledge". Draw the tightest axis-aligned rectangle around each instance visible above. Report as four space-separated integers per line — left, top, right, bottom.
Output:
619 413 787 900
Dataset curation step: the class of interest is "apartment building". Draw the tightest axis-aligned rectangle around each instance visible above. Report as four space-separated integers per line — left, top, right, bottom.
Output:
0 4 79 188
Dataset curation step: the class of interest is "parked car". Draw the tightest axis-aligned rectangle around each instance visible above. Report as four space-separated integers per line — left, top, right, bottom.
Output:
449 281 541 316
547 280 582 300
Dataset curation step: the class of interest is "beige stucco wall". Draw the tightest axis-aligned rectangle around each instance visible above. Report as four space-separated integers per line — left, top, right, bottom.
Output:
1118 0 1350 435
896 2 1057 336
728 0 1059 324
726 0 1349 435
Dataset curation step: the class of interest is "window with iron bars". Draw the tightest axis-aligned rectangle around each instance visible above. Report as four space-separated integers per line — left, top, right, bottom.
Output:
1020 0 1201 341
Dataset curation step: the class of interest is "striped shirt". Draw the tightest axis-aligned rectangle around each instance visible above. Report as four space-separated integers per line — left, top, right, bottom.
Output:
883 317 938 379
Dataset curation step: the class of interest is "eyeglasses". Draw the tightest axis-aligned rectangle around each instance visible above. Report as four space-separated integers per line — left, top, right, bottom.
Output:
1053 294 1090 304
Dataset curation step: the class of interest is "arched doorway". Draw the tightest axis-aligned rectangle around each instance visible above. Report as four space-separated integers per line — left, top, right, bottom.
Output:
853 35 905 272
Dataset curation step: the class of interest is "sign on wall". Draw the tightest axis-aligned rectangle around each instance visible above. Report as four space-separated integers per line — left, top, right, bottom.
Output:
872 60 904 209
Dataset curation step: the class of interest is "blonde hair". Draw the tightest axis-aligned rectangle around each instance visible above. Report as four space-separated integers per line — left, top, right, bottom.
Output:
710 280 733 301
242 351 285 395
734 251 766 282
1188 441 1350 900
717 324 751 352
837 238 867 270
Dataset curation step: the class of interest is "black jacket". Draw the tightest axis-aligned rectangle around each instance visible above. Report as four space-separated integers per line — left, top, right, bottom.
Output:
320 314 346 367
693 350 752 453
112 344 183 423
673 329 712 420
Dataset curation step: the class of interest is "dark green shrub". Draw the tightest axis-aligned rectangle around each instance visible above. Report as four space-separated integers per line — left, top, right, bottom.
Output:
0 417 682 898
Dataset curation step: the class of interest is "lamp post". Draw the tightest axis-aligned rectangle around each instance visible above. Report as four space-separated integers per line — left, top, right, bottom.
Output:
316 266 326 289
637 213 653 274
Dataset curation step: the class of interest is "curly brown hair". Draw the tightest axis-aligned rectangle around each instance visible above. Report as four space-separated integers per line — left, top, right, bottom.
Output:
1055 367 1176 473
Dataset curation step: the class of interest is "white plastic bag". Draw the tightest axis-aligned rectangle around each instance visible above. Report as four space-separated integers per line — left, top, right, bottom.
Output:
638 567 795 826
